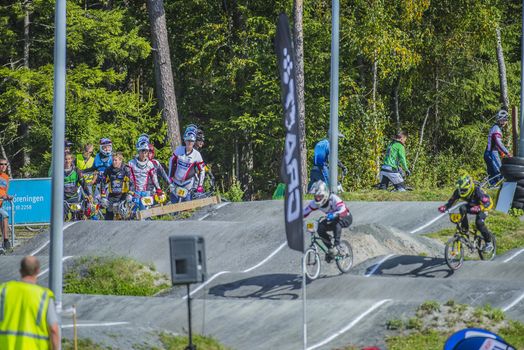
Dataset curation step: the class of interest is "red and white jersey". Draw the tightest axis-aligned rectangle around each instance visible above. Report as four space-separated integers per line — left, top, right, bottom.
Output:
168 146 205 187
128 158 160 192
303 193 349 218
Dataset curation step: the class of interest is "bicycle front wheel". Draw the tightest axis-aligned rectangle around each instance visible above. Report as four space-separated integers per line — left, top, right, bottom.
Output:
445 236 464 270
335 240 354 273
303 248 321 280
478 235 497 261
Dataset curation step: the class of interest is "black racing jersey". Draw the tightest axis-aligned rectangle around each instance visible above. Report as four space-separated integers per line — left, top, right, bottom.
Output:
101 165 134 197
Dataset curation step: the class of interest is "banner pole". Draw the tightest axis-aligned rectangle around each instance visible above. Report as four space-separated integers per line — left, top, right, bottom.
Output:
302 254 307 350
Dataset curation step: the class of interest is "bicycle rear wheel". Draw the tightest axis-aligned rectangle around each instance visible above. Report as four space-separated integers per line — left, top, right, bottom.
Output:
478 235 496 261
445 236 464 270
303 248 321 280
335 240 353 273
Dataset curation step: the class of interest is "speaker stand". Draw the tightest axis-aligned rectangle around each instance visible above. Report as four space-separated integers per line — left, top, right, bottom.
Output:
185 284 196 350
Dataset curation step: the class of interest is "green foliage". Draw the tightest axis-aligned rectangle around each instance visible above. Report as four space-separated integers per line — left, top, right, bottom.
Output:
417 300 440 314
1 0 522 196
64 256 170 296
159 332 231 350
62 338 111 350
220 177 244 202
386 319 404 330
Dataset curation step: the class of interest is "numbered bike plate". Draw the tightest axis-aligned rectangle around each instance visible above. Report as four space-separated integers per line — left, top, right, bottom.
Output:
70 203 82 211
306 222 315 232
140 196 154 206
176 187 188 198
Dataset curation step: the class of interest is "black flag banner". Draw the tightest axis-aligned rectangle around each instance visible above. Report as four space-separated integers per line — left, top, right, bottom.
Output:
275 13 304 253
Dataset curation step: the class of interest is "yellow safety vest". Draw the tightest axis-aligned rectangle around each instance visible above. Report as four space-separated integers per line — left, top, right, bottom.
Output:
0 281 55 350
76 154 95 183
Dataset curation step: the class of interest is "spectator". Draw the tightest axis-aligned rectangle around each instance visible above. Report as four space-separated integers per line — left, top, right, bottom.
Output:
484 109 511 186
75 143 96 189
307 137 348 191
377 130 410 192
0 157 13 249
0 256 59 350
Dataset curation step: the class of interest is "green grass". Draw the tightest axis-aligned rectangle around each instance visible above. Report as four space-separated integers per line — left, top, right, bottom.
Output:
158 332 231 350
385 301 524 349
338 187 453 201
64 256 171 296
425 210 524 255
62 338 111 350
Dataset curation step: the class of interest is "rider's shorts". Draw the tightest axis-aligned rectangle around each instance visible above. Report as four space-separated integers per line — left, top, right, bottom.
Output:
0 207 9 218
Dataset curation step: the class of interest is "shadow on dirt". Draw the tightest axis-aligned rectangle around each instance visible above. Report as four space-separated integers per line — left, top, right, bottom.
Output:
366 255 453 278
208 273 304 300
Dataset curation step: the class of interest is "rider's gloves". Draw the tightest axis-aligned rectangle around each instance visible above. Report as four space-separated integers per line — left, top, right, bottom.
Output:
327 213 336 221
470 205 481 214
197 186 204 193
438 205 447 213
169 183 176 192
125 194 133 203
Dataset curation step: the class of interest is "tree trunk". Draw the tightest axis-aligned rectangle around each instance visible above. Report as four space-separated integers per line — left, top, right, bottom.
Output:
147 0 181 152
393 76 400 131
412 106 430 171
496 27 509 110
293 0 307 194
240 141 254 200
371 54 378 112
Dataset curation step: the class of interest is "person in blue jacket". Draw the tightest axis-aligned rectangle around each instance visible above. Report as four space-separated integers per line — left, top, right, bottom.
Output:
308 138 347 191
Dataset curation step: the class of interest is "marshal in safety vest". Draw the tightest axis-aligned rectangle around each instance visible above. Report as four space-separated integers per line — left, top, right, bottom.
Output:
0 281 55 350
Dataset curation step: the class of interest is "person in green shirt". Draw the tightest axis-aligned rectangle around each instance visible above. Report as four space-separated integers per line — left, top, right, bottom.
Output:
378 131 411 191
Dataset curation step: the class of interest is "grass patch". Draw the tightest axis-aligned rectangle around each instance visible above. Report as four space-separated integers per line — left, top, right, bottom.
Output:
338 187 453 202
62 338 111 350
385 301 524 349
158 332 231 350
64 256 171 296
425 210 524 255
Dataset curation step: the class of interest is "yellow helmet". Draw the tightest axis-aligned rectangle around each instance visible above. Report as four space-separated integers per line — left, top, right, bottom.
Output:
456 174 474 198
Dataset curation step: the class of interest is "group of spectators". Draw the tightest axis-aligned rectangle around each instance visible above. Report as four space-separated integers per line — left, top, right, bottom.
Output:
62 124 212 219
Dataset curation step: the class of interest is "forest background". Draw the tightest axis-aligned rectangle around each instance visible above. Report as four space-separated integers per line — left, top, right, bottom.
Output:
0 0 522 199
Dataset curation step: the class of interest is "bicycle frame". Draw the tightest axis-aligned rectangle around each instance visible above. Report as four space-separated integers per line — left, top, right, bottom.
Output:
449 213 483 253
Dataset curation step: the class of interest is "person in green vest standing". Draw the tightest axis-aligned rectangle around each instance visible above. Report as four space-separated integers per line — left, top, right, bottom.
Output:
0 256 59 349
377 131 411 191
76 143 96 193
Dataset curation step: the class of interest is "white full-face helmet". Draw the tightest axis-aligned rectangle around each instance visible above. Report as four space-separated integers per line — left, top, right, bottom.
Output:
310 180 329 206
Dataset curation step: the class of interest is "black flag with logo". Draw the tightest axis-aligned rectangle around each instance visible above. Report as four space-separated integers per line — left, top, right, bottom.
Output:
275 13 304 253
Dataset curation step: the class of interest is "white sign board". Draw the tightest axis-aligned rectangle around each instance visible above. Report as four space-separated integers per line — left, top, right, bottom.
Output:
495 182 517 213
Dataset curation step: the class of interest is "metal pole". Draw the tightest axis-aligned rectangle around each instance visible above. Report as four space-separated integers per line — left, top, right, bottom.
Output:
519 1 524 156
10 199 15 247
50 0 66 324
186 284 196 350
302 255 307 350
329 0 340 192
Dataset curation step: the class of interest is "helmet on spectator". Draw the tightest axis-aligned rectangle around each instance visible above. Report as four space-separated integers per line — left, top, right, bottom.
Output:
496 109 509 123
185 124 198 135
64 140 74 149
456 174 474 198
184 131 196 142
137 133 150 145
310 180 329 206
136 140 149 152
99 138 112 157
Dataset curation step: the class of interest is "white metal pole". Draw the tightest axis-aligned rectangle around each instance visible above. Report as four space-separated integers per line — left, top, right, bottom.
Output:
49 1 66 345
329 0 340 192
302 254 307 350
